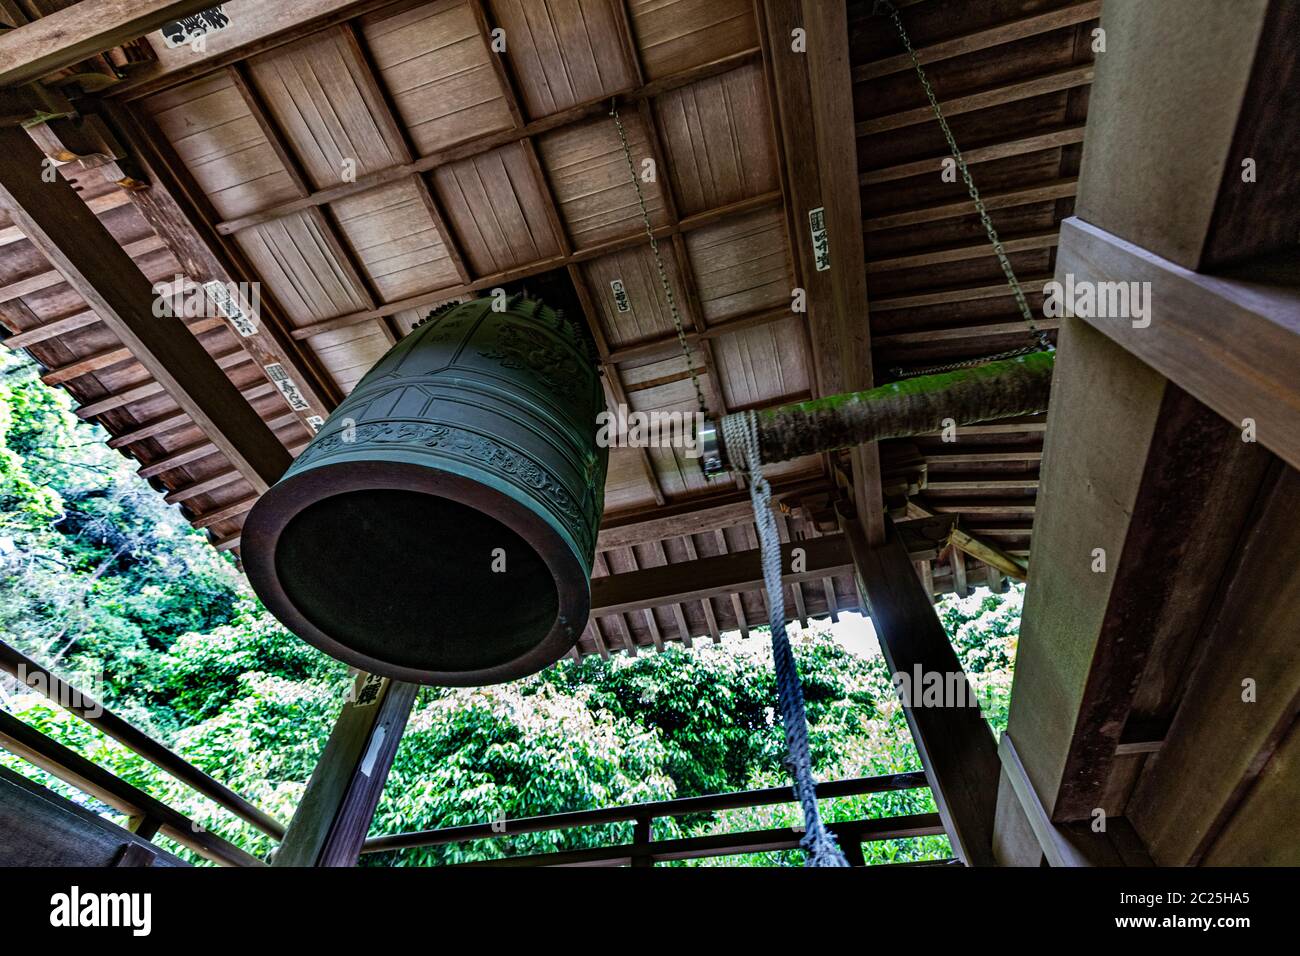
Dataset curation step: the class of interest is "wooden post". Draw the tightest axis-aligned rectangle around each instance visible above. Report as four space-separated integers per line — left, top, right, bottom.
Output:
993 0 1300 865
840 510 1000 866
274 675 418 867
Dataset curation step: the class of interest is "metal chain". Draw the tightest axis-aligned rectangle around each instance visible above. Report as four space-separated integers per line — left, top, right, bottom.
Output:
875 0 1054 377
609 102 709 417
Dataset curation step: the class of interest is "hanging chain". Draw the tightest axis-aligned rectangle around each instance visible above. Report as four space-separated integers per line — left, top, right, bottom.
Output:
875 0 1053 377
609 102 710 418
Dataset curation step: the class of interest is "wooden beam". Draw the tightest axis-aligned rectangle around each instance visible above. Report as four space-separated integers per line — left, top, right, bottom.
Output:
1074 0 1293 269
1005 317 1273 826
0 710 262 866
864 179 1078 233
591 536 850 619
275 676 417 867
0 638 285 840
861 127 1085 186
856 64 1094 137
949 527 1027 583
0 125 291 493
867 231 1059 274
761 0 884 544
0 0 218 88
1055 218 1300 471
872 274 1052 311
0 765 183 867
853 2 1101 82
840 511 1000 866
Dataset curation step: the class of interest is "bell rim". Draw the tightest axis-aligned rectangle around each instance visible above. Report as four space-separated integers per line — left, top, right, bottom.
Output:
241 458 589 686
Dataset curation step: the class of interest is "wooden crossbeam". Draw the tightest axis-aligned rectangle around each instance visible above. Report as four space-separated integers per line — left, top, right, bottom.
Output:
0 0 218 88
866 231 1059 274
860 127 1085 186
1056 219 1300 471
853 2 1102 82
864 179 1078 232
0 125 291 493
856 64 1094 137
592 534 851 618
874 317 1061 348
872 274 1052 311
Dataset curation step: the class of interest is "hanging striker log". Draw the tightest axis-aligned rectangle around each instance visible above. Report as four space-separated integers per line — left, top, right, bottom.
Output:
242 295 608 687
700 351 1055 474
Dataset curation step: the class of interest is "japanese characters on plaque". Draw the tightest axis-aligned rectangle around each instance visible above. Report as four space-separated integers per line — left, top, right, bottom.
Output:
158 6 231 49
263 363 310 412
202 280 257 337
610 279 631 313
808 207 831 272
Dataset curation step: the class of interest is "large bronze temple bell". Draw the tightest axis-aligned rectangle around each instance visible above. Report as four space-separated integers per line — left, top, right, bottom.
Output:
243 296 608 686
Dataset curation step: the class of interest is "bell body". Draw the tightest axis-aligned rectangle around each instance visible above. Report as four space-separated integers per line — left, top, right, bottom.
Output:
242 296 608 686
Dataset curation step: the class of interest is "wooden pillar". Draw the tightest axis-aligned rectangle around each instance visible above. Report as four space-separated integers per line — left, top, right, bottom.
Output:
840 511 1000 866
994 0 1300 865
274 675 418 867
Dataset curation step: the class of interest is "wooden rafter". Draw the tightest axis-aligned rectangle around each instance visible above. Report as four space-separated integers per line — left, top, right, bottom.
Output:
0 125 292 493
0 0 218 87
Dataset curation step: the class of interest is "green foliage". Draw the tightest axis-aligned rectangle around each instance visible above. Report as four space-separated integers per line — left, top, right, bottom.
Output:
0 348 1020 867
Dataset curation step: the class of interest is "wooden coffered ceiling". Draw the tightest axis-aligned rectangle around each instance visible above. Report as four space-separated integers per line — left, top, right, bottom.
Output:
0 0 1100 659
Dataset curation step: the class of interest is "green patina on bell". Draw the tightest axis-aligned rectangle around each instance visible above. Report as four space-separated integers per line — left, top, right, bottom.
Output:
243 295 608 686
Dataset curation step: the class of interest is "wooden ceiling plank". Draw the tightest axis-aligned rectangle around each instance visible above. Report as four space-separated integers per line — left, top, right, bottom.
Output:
0 126 291 492
863 179 1078 233
856 63 1094 138
861 126 1085 186
852 1 1102 83
867 230 1059 274
208 50 757 237
94 101 341 429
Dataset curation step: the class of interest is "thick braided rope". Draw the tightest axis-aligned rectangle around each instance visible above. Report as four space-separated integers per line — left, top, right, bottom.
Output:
722 411 849 867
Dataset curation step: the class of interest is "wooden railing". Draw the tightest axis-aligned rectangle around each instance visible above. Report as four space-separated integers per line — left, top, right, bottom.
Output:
4 635 953 868
363 771 953 867
0 638 282 866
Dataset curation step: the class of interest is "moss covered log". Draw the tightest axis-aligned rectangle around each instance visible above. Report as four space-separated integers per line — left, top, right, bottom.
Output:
717 351 1055 468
